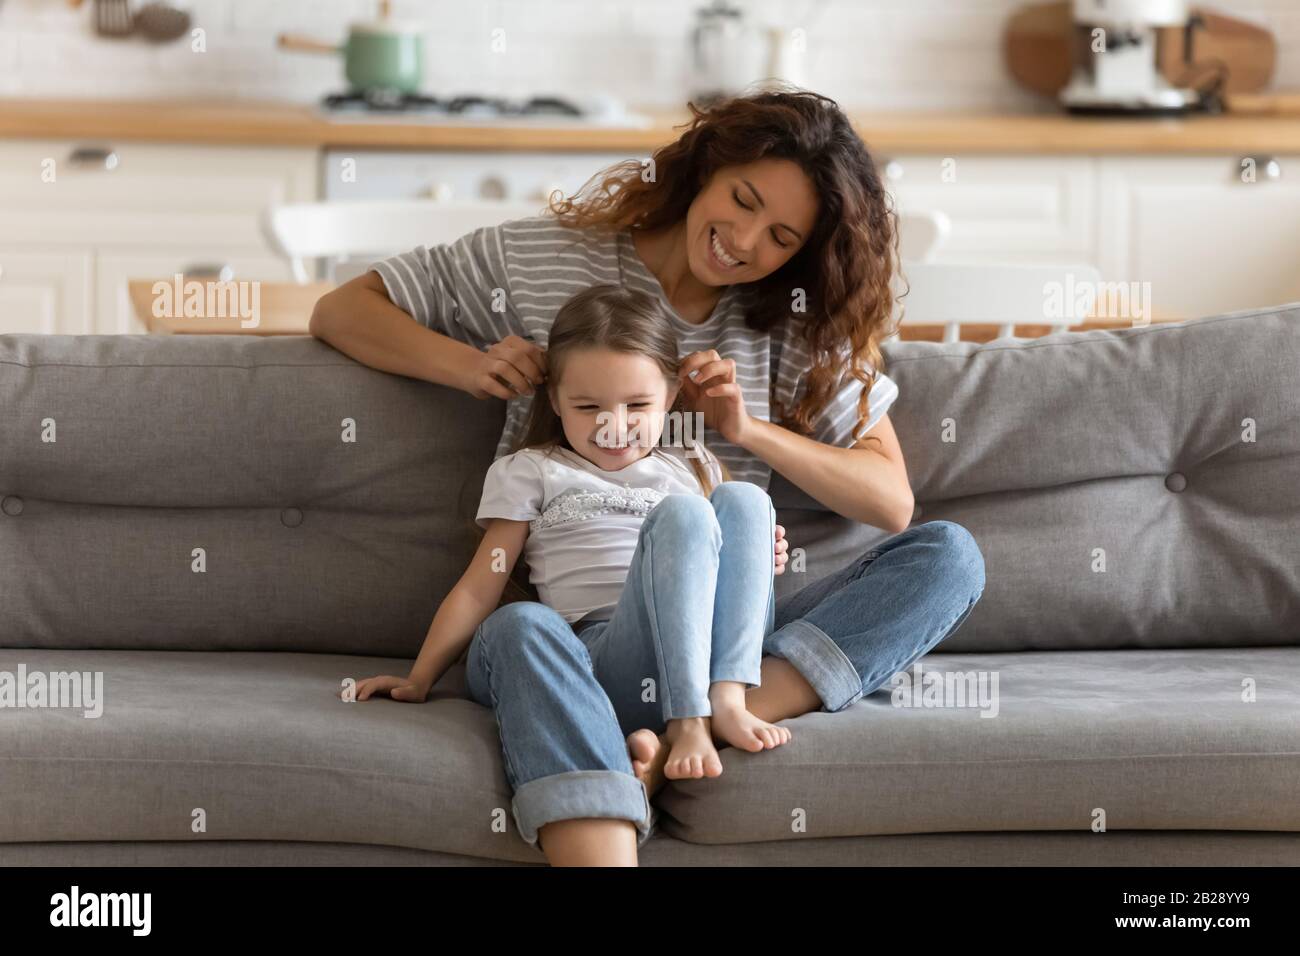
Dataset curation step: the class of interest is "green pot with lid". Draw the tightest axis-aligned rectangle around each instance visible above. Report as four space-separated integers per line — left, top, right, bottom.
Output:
278 10 425 97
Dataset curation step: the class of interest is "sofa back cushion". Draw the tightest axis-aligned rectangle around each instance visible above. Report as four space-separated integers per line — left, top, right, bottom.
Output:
0 333 502 657
865 303 1300 651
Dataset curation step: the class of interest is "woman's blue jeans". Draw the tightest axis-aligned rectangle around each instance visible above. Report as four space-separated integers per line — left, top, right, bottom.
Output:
464 481 986 850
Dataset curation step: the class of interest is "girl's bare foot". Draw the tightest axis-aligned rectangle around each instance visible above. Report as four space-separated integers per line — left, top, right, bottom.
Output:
627 728 668 797
662 716 723 779
709 703 792 752
709 681 793 753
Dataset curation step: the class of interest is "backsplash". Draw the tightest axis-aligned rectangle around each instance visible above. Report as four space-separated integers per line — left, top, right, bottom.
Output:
1 0 1297 110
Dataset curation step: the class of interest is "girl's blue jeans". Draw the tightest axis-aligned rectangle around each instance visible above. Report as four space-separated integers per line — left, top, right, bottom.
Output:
464 481 986 850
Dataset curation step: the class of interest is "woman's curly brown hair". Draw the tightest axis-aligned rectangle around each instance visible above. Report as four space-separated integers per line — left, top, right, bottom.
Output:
547 85 903 448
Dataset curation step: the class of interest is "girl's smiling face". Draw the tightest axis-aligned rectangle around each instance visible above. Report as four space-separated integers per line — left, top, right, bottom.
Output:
550 347 679 471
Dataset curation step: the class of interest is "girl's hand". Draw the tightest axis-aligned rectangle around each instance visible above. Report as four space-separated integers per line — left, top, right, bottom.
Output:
464 335 546 401
346 675 430 703
774 524 789 575
678 349 753 446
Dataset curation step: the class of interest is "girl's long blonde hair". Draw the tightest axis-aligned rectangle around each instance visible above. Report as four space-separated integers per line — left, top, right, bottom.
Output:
511 283 730 493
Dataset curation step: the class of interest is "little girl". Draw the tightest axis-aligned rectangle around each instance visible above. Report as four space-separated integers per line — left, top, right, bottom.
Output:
349 282 790 799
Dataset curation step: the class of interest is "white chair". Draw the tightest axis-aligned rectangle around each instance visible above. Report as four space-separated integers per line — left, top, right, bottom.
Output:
896 209 951 263
262 198 548 284
887 260 1104 343
266 199 955 285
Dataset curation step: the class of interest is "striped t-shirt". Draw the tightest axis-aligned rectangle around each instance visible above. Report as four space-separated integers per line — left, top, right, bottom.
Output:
371 215 898 490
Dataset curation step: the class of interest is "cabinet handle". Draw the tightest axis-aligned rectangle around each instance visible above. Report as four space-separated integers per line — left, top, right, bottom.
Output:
1238 156 1282 182
67 146 119 170
181 263 235 281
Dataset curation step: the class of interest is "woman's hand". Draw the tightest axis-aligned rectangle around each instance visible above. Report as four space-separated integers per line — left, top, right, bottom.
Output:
774 523 789 575
346 675 430 703
463 335 546 401
678 349 754 446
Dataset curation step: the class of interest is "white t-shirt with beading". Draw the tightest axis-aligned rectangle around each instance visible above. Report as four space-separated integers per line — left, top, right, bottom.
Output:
476 442 725 624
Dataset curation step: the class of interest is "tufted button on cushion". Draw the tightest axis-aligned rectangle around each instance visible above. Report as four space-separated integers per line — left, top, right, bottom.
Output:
1165 472 1187 493
280 507 304 528
1 495 23 516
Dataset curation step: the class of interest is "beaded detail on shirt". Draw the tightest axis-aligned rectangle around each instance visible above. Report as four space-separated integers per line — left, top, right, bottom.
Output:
530 486 666 533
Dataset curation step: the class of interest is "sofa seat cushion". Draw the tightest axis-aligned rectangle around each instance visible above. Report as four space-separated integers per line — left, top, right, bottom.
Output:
3 647 1297 856
656 646 1300 843
0 648 548 864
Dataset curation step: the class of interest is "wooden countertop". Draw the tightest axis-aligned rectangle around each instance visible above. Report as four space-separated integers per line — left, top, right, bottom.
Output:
4 97 1300 154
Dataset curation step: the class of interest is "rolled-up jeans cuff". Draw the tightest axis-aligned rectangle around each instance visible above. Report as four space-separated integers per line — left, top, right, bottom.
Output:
711 666 763 691
512 770 656 850
765 619 863 713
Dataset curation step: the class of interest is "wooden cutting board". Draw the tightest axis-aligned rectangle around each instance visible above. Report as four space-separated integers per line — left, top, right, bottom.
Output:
1004 1 1276 98
1224 92 1300 115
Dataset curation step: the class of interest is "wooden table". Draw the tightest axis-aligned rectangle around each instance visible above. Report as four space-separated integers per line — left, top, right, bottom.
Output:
896 317 1181 342
131 279 333 335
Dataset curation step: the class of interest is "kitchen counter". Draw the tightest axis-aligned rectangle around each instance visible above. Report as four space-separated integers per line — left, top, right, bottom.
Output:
4 97 1300 154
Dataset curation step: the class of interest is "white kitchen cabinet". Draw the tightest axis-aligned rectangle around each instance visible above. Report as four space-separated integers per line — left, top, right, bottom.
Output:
0 248 93 334
1097 155 1300 318
0 140 316 333
95 250 295 334
883 152 1300 321
0 140 317 245
881 155 1097 265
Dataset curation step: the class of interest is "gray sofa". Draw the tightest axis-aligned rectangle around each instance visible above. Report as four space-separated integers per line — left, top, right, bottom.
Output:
2 302 1297 866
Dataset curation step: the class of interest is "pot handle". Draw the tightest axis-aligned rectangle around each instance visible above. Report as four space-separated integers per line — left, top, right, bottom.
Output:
277 33 342 55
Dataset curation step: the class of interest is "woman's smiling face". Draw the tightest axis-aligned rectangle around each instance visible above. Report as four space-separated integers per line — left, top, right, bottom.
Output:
686 157 820 286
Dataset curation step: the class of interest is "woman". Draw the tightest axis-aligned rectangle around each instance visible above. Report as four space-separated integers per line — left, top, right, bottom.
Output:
310 88 986 866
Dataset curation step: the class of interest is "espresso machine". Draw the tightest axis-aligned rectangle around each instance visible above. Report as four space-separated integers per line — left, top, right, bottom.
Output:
1059 0 1211 114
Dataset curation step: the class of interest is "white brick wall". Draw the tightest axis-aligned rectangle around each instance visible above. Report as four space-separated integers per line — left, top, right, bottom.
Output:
0 0 1295 109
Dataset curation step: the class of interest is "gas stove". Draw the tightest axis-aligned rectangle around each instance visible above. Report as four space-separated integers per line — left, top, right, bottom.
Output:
318 90 651 127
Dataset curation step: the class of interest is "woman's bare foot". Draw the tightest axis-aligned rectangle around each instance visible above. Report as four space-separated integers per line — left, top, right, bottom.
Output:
708 681 793 753
662 716 723 779
627 728 669 797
